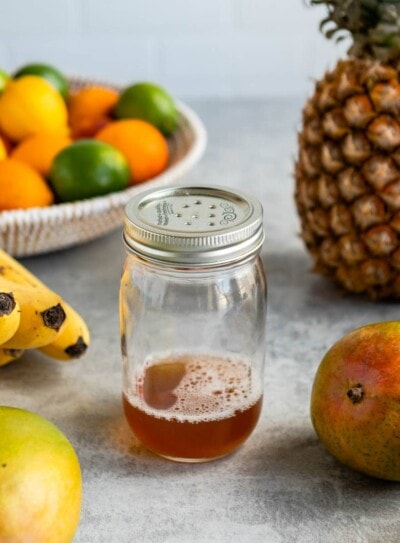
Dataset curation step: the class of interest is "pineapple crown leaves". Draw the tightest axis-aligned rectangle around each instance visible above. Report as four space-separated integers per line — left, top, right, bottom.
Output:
309 0 400 62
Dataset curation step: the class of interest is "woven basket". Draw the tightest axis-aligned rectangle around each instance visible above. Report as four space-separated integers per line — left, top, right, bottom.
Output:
0 77 207 257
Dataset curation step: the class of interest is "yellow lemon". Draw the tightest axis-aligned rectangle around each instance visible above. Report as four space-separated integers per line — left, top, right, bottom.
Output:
0 406 82 543
0 76 68 142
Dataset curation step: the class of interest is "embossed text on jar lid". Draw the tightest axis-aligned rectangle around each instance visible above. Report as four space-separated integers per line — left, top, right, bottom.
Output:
123 185 264 266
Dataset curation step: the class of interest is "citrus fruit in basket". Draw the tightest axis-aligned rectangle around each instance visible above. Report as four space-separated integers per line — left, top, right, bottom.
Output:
96 119 169 184
49 139 130 202
14 62 69 100
12 133 72 177
0 76 68 142
0 137 7 160
68 85 119 139
0 406 82 543
0 69 10 94
115 82 178 136
0 131 13 154
0 159 54 210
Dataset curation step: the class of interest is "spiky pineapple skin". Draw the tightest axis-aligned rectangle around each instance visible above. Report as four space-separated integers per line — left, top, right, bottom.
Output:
295 58 400 299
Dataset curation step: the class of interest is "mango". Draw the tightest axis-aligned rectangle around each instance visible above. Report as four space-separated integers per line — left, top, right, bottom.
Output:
311 321 400 481
0 406 82 542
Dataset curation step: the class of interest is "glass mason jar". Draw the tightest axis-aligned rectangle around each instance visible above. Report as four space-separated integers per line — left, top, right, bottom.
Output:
120 185 267 462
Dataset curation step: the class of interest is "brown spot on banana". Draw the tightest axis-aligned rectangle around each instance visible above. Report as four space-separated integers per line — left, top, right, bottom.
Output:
41 304 66 331
0 292 16 317
64 336 88 358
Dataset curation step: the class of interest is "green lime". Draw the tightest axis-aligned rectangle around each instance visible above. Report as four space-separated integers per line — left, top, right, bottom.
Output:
49 139 131 202
14 62 69 100
0 70 10 94
115 82 178 136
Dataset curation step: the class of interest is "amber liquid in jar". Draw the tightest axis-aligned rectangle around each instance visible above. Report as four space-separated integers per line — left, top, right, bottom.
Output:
123 353 262 462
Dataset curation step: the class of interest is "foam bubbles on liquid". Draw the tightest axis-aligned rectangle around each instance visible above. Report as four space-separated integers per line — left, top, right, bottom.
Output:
126 353 262 423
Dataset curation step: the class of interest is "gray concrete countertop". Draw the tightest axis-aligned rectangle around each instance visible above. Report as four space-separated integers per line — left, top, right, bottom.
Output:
1 99 400 543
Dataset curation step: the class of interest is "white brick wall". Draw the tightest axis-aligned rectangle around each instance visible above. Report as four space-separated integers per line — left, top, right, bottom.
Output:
0 0 348 99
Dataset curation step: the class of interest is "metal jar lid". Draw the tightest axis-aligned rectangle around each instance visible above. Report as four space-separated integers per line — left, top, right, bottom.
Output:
123 185 264 266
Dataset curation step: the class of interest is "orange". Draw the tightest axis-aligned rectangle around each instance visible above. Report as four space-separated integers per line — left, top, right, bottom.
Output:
0 137 6 161
0 159 54 210
0 76 68 142
96 119 169 183
68 86 119 138
0 131 13 154
11 134 72 177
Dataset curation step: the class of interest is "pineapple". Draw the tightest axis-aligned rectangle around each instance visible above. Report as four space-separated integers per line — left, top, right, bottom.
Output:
295 0 400 299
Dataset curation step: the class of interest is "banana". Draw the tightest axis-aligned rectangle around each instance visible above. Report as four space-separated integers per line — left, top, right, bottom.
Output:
0 348 24 367
39 302 90 361
0 250 90 360
0 249 45 289
0 291 20 344
0 280 66 349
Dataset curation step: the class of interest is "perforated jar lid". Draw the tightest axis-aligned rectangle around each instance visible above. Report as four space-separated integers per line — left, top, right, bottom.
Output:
123 185 264 266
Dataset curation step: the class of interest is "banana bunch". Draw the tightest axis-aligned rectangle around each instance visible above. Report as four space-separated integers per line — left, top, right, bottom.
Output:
0 249 90 367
